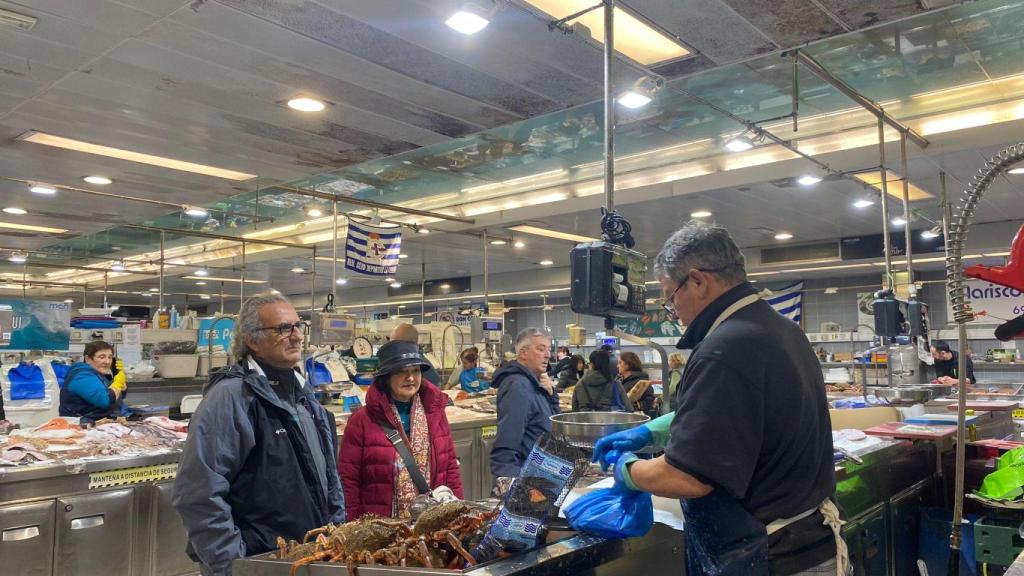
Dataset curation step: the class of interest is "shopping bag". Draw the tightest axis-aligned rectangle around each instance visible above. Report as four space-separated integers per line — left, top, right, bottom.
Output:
564 485 654 539
9 362 45 400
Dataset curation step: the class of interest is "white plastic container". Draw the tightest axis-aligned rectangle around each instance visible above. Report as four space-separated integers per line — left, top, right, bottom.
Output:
156 354 199 378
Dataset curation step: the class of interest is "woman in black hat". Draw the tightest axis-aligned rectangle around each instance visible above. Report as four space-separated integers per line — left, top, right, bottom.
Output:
338 340 464 520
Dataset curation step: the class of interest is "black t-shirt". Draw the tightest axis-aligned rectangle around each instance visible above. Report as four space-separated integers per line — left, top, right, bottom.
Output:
934 351 976 385
665 282 836 573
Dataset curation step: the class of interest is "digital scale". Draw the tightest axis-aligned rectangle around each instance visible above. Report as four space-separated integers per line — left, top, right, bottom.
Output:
311 312 357 348
471 316 503 344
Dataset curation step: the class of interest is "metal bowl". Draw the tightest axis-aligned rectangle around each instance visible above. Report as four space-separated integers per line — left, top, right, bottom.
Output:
549 411 650 448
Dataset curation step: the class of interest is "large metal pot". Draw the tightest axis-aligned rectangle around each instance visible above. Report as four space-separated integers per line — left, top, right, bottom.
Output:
549 411 650 448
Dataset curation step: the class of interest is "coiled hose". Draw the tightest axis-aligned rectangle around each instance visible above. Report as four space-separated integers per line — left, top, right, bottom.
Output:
946 142 1024 322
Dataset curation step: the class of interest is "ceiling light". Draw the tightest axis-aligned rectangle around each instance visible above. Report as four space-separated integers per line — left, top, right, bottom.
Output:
725 134 754 152
110 260 125 272
417 227 430 234
149 287 160 292
508 224 599 243
853 199 875 208
690 210 712 218
398 253 409 259
824 287 839 295
539 259 554 266
18 131 257 181
195 281 207 285
336 278 348 285
194 267 209 277
618 91 652 109
2 207 27 215
200 294 211 300
290 267 305 273
184 205 208 218
29 184 56 195
921 229 940 239
797 174 823 186
853 171 932 201
390 281 403 288
287 97 326 112
183 275 266 284
0 221 67 234
891 217 907 226
142 292 153 297
304 204 325 218
522 0 689 65
445 2 491 34
398 305 407 309
63 298 74 303
440 284 451 289
774 232 794 240
83 175 112 185
489 239 507 245
385 277 395 283
8 252 27 263
513 240 526 248
1007 167 1024 175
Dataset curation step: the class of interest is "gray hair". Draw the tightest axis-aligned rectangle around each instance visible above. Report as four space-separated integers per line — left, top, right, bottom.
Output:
231 292 293 360
514 327 550 354
654 220 747 286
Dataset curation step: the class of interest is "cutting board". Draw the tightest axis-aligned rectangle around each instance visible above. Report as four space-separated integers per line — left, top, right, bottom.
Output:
905 413 981 426
863 421 959 440
945 401 1019 412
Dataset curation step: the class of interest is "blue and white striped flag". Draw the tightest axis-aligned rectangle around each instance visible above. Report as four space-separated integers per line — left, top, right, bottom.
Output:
344 221 402 277
766 281 804 324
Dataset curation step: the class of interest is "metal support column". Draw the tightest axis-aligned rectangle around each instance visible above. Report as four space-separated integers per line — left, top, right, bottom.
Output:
219 282 225 315
420 262 426 324
483 231 490 310
900 132 914 286
878 118 894 291
159 232 165 312
332 201 339 301
240 241 246 304
603 0 615 213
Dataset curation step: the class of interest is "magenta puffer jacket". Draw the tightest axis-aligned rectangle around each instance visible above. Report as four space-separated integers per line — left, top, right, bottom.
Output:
338 379 463 520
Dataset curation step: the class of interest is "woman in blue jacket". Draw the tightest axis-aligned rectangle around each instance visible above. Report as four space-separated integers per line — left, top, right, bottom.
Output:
59 341 125 423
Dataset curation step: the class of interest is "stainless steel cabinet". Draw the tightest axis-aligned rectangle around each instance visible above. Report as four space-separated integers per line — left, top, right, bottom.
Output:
56 488 135 576
453 429 482 501
151 482 197 576
481 426 497 496
0 499 56 576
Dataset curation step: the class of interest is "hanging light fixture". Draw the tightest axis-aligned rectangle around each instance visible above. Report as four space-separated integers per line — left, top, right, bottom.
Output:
8 251 27 263
445 1 493 34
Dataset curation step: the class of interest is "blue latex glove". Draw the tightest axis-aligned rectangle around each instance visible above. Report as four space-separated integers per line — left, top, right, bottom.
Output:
612 451 641 492
592 425 653 471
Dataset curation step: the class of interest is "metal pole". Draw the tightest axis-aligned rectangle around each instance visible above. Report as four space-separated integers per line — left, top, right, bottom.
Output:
159 232 165 312
332 201 339 300
240 241 246 305
900 132 914 286
603 0 615 213
950 321 968 576
103 272 109 309
791 53 799 133
420 262 426 324
878 118 894 291
483 231 490 310
311 246 317 315
219 282 225 315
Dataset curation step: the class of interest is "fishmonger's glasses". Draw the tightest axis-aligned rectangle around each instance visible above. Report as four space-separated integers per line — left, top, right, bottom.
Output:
661 263 742 319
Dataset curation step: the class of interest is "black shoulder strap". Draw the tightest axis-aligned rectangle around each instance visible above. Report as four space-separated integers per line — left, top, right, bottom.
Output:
376 419 431 495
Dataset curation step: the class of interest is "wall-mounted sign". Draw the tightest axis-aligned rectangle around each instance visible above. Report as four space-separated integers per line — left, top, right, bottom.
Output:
946 279 1024 325
198 317 234 351
0 299 71 351
841 231 944 261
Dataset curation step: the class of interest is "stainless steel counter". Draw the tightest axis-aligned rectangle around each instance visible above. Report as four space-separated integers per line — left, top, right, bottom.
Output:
1006 549 1024 576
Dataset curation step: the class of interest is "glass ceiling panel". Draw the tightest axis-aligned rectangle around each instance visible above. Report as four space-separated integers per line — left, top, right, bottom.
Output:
37 0 1024 262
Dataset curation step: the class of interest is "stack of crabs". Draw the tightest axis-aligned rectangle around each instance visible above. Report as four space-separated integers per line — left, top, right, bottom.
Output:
274 502 499 576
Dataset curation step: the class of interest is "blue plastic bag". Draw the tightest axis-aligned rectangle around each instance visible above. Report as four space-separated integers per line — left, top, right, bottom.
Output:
51 361 70 388
564 485 654 539
8 362 45 400
304 358 333 386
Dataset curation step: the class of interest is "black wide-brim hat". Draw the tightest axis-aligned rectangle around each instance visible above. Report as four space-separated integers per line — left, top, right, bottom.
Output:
374 340 432 377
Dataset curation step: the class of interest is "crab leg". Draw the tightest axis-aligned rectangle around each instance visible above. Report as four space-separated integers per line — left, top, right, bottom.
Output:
446 531 478 567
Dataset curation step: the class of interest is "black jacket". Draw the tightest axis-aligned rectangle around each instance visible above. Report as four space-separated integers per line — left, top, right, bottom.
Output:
489 361 560 479
172 360 345 575
620 371 655 416
549 356 573 378
572 371 632 412
934 350 976 385
556 368 582 391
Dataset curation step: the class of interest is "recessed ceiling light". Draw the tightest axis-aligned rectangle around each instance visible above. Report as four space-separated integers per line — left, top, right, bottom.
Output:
142 292 153 297
184 205 208 218
29 184 56 195
384 277 396 283
2 207 27 215
63 298 74 303
398 253 409 259
290 267 305 273
891 217 907 226
797 174 823 186
445 2 491 34
440 284 451 289
853 199 875 208
489 239 507 245
200 294 211 300
513 240 526 248
690 210 712 218
539 259 554 266
725 135 754 152
774 232 794 240
507 224 599 243
398 304 407 309
83 175 112 185
149 287 160 292
110 260 125 272
287 97 326 112
618 91 652 109
921 230 940 239
0 221 66 233
195 281 207 285
194 267 209 277
18 131 257 181
390 281 403 288
304 204 324 218
336 278 348 285
417 227 430 234
8 252 27 263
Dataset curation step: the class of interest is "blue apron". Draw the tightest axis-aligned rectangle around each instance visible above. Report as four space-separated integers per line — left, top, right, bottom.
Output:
683 489 770 576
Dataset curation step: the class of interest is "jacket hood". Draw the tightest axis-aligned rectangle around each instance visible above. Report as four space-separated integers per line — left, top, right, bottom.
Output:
579 371 610 389
491 361 540 389
205 360 315 413
621 371 650 384
364 376 447 426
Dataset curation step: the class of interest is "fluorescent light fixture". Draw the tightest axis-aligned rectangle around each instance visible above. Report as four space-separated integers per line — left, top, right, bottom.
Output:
891 217 907 226
194 267 209 277
390 281 403 288
18 131 257 181
183 275 266 284
1008 167 1024 175
398 305 407 309
200 294 211 300
489 239 507 245
141 292 153 297
539 259 554 266
398 253 409 259
853 199 875 208
336 278 348 285
149 287 160 292
0 221 67 233
797 174 823 186
522 0 689 65
195 281 207 285
921 229 940 239
305 204 324 218
110 260 125 272
725 135 754 152
29 184 56 195
446 3 490 34
385 277 395 283
513 240 526 248
184 205 208 218
290 267 305 273
508 224 599 243
690 210 712 218
853 170 933 201
8 252 27 263
83 175 112 185
2 207 27 215
63 298 74 303
618 91 652 109
774 232 794 240
417 227 430 234
440 284 451 289
287 97 325 112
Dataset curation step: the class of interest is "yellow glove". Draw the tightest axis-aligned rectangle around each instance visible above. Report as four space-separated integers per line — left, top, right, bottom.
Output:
111 359 127 392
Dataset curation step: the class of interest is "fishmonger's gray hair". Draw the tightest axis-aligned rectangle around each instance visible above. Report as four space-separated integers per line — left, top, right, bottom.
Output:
514 327 550 353
655 220 748 286
231 292 293 360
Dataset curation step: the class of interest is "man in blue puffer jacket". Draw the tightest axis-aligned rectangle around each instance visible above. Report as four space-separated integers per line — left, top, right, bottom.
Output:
489 327 560 482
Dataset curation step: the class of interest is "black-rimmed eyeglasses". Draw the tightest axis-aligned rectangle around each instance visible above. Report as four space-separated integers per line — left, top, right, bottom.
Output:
257 321 309 337
660 263 741 319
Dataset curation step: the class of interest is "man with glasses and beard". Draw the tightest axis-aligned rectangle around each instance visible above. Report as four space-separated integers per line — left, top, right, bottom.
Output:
174 293 344 575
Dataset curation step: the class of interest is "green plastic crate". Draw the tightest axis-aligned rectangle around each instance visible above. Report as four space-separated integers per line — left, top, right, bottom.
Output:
355 357 379 374
975 515 1024 566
